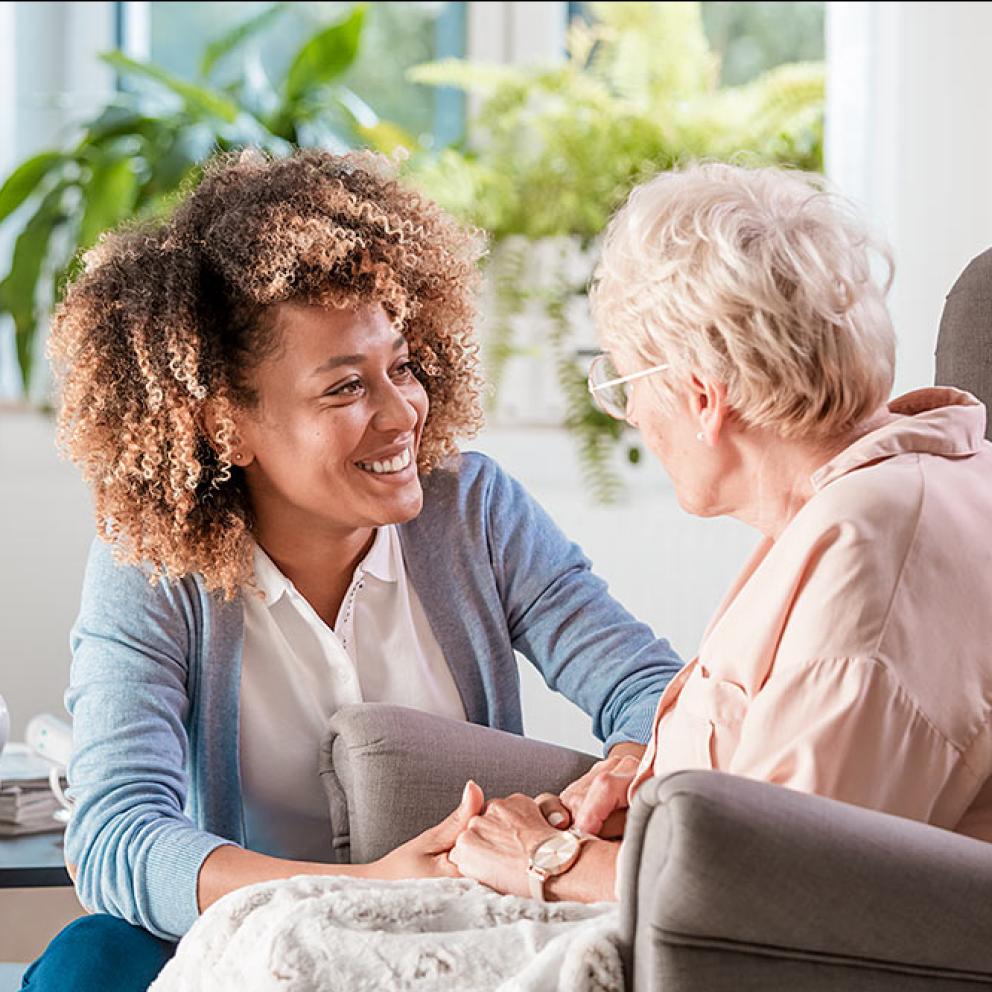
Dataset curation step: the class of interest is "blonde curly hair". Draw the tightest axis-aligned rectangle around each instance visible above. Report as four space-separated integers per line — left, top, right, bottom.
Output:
49 149 485 598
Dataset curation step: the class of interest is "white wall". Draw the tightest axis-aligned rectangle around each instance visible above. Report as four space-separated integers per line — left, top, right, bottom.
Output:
0 2 116 400
5 1 115 166
0 412 93 741
826 1 992 395
1 1 116 737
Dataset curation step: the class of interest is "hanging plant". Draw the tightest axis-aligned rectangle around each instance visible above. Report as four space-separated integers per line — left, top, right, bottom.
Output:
405 1 825 500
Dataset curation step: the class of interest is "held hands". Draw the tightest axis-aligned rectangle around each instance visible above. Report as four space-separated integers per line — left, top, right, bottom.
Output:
448 792 563 898
373 780 484 881
373 746 644 896
373 782 555 896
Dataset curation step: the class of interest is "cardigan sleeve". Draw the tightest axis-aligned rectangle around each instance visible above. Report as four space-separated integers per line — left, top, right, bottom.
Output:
63 538 236 940
482 456 684 752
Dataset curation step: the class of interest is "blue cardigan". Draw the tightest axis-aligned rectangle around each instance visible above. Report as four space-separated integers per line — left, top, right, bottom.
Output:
64 453 682 939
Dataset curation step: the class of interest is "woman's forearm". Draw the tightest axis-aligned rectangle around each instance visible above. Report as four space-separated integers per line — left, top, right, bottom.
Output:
197 844 370 912
545 838 620 903
607 741 645 762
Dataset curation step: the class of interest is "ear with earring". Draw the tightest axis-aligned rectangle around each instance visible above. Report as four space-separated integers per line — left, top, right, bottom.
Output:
222 439 243 466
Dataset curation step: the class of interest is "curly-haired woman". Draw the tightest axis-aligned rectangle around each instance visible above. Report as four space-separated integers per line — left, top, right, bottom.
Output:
19 149 681 991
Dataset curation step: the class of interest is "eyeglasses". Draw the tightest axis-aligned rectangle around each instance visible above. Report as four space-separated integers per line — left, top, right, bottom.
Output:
587 354 670 420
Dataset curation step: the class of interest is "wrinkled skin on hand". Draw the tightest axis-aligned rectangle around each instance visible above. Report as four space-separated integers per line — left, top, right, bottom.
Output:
448 792 561 898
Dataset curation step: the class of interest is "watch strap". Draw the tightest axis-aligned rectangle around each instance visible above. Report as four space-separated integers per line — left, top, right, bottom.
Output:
526 827 590 901
527 864 549 901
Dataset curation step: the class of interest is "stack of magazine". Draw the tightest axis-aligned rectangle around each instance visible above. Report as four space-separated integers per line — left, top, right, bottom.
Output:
0 743 66 836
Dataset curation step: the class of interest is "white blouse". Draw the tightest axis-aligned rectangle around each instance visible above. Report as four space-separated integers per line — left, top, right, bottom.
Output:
239 525 466 860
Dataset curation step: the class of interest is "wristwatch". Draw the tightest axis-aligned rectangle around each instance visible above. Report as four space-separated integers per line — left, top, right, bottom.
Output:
526 827 592 901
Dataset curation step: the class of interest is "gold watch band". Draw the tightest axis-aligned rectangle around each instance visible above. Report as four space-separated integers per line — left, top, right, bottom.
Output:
527 864 550 901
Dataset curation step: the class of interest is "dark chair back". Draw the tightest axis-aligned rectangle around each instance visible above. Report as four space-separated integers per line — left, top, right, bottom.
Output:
935 247 992 440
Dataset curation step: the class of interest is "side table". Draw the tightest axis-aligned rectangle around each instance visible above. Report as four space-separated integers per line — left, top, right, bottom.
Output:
0 832 73 991
0 832 71 889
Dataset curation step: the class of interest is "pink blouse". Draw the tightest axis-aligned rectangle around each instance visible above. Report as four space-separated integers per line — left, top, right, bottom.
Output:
630 387 992 841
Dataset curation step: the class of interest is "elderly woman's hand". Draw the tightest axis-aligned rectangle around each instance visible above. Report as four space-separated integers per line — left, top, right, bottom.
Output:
374 780 485 881
558 752 641 837
448 793 562 898
536 744 643 839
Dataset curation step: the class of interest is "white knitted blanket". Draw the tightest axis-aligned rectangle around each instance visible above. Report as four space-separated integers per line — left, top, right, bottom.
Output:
150 876 622 992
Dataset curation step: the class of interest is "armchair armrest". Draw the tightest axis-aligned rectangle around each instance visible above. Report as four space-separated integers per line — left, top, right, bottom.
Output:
320 703 598 864
618 770 992 991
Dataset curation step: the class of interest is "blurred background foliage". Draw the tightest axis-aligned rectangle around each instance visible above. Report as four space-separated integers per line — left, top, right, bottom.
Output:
701 1 825 86
409 2 823 239
0 2 388 397
0 0 824 496
146 1 464 148
405 1 824 497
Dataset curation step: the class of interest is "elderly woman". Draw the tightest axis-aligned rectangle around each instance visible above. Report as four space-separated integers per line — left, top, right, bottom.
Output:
20 149 681 991
449 162 992 902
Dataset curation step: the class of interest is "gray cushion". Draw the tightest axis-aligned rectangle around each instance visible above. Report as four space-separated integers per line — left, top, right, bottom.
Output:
619 770 992 991
320 703 598 864
935 246 992 439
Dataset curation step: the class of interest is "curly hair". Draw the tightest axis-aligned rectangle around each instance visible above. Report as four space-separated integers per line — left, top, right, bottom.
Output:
49 149 485 597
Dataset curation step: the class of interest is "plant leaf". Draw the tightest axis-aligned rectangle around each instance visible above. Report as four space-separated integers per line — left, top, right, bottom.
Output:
139 123 213 199
101 50 240 122
233 47 282 121
83 103 159 143
407 58 525 94
0 183 67 394
0 152 64 225
357 121 416 156
78 155 139 250
336 85 378 128
284 4 365 104
200 2 289 79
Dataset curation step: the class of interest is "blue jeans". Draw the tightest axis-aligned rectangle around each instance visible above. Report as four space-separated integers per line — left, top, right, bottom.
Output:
20 914 176 992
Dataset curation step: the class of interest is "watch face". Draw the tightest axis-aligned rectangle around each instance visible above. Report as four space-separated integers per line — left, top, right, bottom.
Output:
531 830 581 872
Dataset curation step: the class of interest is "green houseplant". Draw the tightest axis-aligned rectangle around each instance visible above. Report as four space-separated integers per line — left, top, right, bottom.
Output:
406 1 825 500
0 2 407 402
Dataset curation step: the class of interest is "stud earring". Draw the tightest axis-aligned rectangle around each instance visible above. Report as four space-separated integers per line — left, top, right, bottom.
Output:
695 432 704 442
232 451 243 464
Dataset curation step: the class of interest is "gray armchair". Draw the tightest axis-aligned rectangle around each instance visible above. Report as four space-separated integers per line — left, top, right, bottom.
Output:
322 704 992 991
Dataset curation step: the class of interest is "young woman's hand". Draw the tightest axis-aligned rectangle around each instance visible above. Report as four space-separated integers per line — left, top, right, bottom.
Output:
199 785 482 911
373 780 485 880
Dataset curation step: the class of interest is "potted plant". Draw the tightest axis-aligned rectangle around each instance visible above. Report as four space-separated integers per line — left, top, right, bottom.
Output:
0 2 407 407
406 1 825 500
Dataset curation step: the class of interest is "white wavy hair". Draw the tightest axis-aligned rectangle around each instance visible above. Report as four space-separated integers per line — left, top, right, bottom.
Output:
590 162 896 440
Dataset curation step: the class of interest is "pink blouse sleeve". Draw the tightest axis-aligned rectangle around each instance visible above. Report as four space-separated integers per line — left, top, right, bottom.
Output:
726 655 970 826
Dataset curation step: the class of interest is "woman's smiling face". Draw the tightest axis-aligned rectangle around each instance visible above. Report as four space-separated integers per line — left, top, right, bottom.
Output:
233 302 429 538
